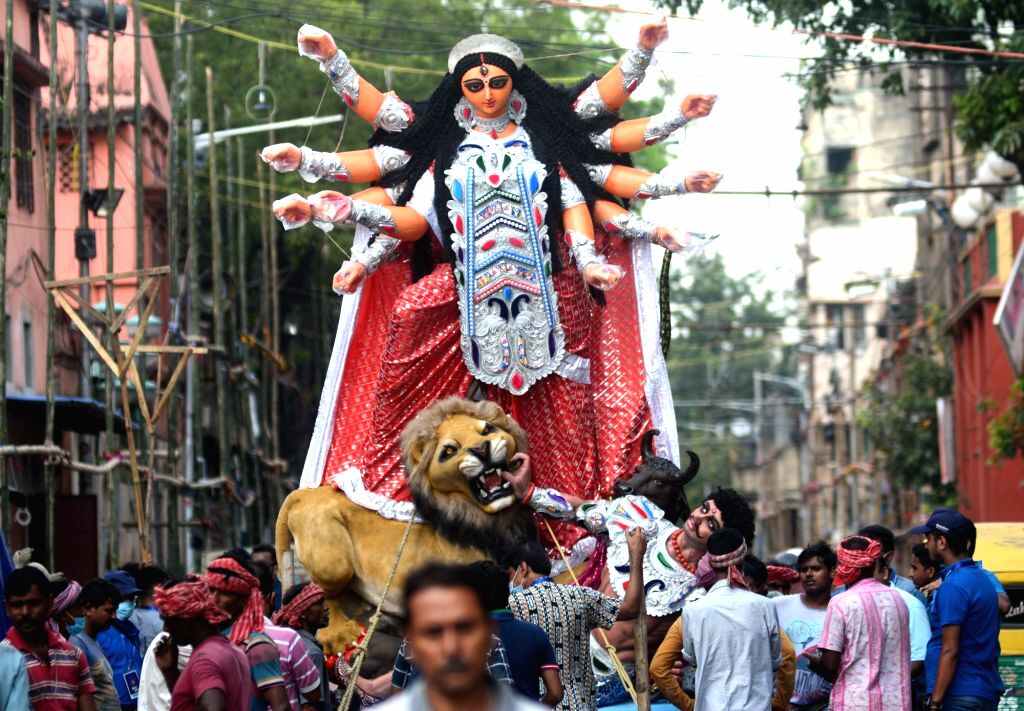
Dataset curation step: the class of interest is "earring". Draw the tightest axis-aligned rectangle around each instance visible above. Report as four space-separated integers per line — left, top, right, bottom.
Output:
508 89 527 123
454 97 476 132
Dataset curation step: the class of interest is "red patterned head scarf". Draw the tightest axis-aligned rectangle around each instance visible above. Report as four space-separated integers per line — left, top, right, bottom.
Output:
709 539 748 588
833 535 882 588
767 565 800 586
271 583 325 629
154 577 231 626
203 557 264 645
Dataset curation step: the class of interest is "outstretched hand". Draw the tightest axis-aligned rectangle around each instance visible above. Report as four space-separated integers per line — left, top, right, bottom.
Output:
261 143 302 173
681 94 716 121
273 194 312 231
583 263 624 291
332 261 367 295
297 24 338 63
638 18 669 51
684 171 722 193
308 190 353 224
502 452 532 499
626 527 648 560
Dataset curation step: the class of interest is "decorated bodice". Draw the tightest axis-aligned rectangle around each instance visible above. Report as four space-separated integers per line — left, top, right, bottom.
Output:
444 128 565 395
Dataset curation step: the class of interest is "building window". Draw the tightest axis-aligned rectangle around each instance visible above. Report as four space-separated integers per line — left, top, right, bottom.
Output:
14 87 34 213
59 143 78 193
825 146 855 176
848 303 866 350
826 303 845 350
987 225 998 278
22 320 33 390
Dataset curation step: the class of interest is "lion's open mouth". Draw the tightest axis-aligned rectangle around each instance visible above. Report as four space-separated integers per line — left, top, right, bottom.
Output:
469 465 513 505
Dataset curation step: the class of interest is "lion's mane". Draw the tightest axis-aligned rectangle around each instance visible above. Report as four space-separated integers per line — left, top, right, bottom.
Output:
400 397 536 559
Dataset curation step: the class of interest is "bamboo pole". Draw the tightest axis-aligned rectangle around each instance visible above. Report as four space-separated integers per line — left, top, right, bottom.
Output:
104 0 119 571
119 377 151 562
255 156 269 537
43 0 61 571
166 0 183 574
633 587 651 711
0 0 15 539
184 34 199 572
236 138 248 341
222 106 240 548
132 0 149 561
206 68 230 494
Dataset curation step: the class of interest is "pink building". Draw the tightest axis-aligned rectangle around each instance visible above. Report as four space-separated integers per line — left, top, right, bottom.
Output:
3 0 170 575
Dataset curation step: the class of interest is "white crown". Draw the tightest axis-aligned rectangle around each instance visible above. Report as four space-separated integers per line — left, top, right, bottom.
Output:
447 34 524 74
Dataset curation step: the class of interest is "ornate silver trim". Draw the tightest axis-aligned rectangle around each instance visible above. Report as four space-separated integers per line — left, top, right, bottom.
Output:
643 105 688 146
374 92 414 133
620 45 654 93
567 230 606 272
560 175 586 209
585 163 613 188
352 232 401 273
298 146 351 184
323 49 360 106
602 211 657 241
350 199 397 233
372 145 412 176
572 81 608 120
448 34 524 73
634 172 686 200
589 128 613 152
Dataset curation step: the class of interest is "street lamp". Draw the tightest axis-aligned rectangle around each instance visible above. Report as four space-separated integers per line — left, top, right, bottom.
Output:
82 188 124 218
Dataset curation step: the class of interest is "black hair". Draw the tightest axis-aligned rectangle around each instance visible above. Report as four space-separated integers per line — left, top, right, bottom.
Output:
402 563 488 623
5 567 52 600
76 579 121 609
707 527 746 557
858 524 895 554
798 541 838 571
705 488 756 546
282 582 311 607
911 543 941 574
936 526 973 556
251 544 277 565
741 554 768 589
122 563 170 594
371 53 627 282
466 560 510 611
504 540 552 576
249 561 276 596
221 548 252 564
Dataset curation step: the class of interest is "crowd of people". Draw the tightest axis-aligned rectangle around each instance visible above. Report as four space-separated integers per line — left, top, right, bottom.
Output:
0 506 1009 711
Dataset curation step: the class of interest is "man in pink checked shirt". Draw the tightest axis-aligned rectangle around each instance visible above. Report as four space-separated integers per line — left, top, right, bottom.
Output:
806 535 912 711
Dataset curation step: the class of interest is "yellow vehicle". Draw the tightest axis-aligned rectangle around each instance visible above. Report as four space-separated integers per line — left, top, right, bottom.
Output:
974 522 1024 710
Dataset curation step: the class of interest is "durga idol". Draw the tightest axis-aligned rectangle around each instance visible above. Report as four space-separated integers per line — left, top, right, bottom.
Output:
266 22 721 549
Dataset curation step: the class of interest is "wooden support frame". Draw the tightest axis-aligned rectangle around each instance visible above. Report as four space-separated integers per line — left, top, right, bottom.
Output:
45 266 207 564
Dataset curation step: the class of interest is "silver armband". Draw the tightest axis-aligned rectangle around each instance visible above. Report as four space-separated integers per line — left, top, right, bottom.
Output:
372 145 412 176
585 163 613 189
323 49 360 106
528 486 576 518
298 146 351 184
602 211 657 241
350 199 397 233
567 230 606 272
643 106 688 146
589 128 613 152
352 233 401 273
560 175 586 209
620 45 654 93
374 93 414 133
634 172 686 200
572 81 609 120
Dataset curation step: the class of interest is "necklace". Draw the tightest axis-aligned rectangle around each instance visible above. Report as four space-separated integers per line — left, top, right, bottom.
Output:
667 529 698 573
474 114 511 139
454 91 528 138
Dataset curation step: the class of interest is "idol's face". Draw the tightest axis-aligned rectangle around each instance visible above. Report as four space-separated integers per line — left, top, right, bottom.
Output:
459 64 513 120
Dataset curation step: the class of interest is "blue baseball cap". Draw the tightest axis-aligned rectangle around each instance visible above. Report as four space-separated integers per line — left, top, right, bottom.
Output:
909 508 973 536
103 570 142 598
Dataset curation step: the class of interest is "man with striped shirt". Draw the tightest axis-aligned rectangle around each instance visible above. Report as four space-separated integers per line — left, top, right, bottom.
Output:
3 567 97 711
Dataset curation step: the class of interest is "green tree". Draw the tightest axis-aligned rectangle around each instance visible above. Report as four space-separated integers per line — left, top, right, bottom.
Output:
651 0 1024 173
857 330 954 506
666 253 794 490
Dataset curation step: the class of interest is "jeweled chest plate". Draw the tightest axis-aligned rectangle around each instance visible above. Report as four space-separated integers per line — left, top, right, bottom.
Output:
445 133 565 395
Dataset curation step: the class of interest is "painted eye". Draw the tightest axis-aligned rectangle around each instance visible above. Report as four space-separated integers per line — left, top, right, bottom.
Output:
489 76 510 89
463 80 485 93
481 423 495 435
439 444 458 462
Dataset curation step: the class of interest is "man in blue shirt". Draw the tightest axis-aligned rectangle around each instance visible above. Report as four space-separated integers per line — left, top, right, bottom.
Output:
467 561 562 706
98 570 145 710
911 510 1003 711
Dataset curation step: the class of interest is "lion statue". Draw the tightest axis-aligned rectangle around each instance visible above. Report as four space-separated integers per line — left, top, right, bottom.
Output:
275 397 536 671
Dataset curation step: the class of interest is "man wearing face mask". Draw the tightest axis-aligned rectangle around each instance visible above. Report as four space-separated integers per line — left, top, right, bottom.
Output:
69 580 123 711
98 571 145 711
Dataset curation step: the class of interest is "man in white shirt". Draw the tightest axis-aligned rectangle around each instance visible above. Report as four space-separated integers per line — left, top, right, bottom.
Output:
682 528 781 711
375 563 546 711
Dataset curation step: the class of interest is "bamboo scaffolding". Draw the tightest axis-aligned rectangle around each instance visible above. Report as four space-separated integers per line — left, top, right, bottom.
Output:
0 0 15 539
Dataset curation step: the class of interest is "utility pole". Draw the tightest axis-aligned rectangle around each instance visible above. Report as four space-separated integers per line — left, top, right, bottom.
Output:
104 0 118 570
1 0 16 537
74 0 95 401
847 317 859 532
165 0 183 573
44 0 60 570
206 68 230 499
184 34 198 573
